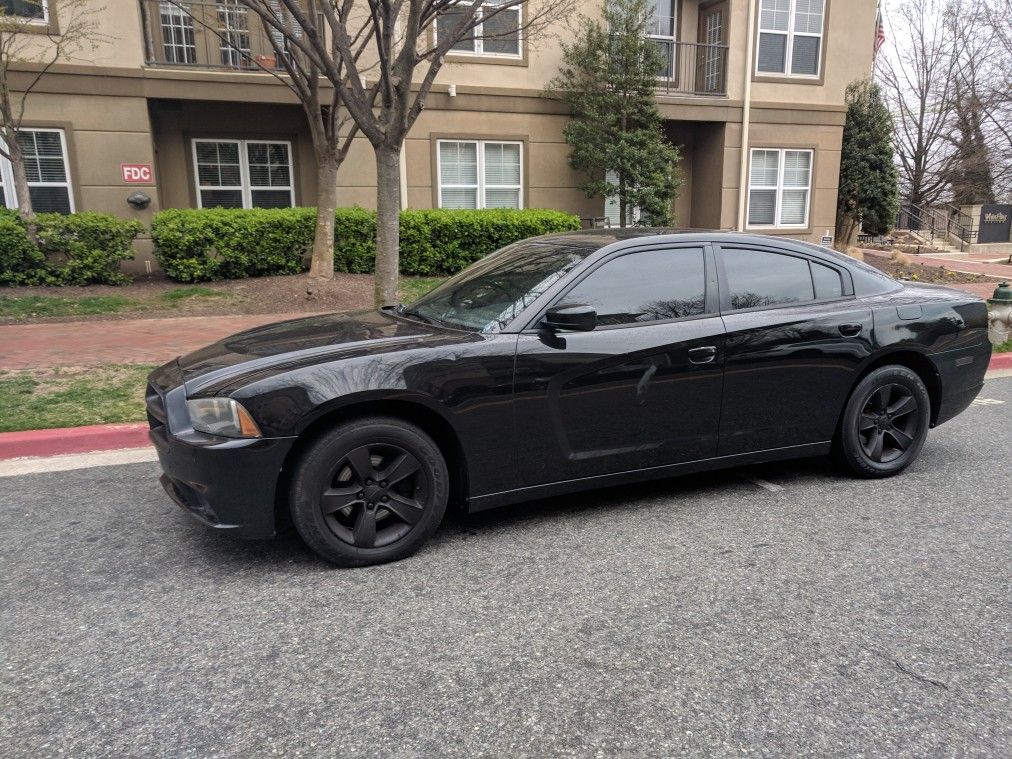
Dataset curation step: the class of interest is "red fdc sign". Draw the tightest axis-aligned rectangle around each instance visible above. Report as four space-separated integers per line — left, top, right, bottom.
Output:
121 163 153 184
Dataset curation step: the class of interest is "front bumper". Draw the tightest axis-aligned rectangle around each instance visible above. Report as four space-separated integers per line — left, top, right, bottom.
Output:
147 362 296 539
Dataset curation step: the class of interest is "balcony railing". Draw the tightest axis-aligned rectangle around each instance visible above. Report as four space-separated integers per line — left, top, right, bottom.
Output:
655 41 729 97
140 0 293 71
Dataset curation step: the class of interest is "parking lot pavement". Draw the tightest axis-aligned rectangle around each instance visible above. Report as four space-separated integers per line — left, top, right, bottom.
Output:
2 379 1010 759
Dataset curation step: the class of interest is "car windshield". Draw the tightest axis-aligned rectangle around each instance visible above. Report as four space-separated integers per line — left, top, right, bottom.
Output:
403 240 595 332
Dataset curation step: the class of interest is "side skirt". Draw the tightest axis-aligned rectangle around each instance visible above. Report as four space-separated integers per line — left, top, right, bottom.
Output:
467 441 832 513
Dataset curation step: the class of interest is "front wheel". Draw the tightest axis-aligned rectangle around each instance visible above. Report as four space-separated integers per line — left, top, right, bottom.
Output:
289 417 449 566
836 365 931 478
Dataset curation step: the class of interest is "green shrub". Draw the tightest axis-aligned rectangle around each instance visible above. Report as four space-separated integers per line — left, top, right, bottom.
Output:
396 209 582 276
35 213 143 285
152 207 581 281
0 210 142 286
151 207 315 282
0 210 47 285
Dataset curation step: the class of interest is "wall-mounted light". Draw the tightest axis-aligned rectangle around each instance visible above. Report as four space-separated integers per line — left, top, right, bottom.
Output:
127 191 151 209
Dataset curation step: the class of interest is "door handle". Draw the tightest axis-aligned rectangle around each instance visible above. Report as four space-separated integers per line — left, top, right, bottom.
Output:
688 346 717 364
838 323 863 337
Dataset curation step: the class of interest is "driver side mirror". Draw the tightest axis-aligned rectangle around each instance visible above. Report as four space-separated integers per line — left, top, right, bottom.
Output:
543 304 597 332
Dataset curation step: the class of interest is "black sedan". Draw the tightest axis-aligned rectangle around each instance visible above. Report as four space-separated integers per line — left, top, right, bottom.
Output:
147 230 991 566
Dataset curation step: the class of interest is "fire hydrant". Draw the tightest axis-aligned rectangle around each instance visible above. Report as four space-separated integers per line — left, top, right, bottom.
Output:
987 281 1012 345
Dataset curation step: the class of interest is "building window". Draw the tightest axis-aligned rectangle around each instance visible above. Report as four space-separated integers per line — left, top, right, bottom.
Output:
437 3 521 58
159 2 197 65
0 0 48 23
217 1 251 68
0 129 75 214
437 140 522 209
603 170 640 227
756 0 824 77
192 139 295 209
747 148 812 228
647 0 677 79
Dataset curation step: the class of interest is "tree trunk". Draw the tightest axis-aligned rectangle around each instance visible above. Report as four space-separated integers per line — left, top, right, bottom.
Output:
836 214 859 248
374 144 401 307
309 149 338 279
7 134 34 221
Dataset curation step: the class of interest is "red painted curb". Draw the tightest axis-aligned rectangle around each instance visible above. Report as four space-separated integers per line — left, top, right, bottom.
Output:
0 423 150 461
990 352 1012 371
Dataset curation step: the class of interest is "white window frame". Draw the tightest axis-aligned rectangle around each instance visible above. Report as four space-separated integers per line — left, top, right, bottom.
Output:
0 127 75 213
436 139 523 210
646 0 678 81
746 148 812 230
755 0 825 78
191 138 295 209
439 3 523 59
1 0 49 25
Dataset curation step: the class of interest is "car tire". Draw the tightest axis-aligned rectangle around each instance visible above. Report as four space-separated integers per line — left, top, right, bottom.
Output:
289 416 449 567
836 365 931 479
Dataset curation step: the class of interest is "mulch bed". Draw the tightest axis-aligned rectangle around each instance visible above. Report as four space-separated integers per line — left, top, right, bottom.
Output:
860 252 998 285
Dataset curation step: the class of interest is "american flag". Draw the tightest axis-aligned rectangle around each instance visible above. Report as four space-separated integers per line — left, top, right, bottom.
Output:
874 6 886 56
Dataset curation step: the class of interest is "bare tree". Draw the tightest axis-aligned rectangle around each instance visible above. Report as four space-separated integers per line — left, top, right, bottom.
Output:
978 0 1012 200
234 0 575 306
0 0 105 220
876 0 958 207
163 0 364 279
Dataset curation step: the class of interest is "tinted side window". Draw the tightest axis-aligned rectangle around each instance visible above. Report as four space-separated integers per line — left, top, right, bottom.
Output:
563 248 707 326
722 248 814 310
812 262 843 299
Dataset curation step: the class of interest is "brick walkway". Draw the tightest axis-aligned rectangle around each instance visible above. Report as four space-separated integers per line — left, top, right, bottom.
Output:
0 313 320 370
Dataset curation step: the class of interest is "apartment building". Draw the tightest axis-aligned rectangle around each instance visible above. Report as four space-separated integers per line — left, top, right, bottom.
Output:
4 0 877 271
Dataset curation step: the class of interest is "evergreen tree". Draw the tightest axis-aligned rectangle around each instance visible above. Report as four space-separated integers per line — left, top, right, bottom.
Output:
550 0 681 226
836 80 899 243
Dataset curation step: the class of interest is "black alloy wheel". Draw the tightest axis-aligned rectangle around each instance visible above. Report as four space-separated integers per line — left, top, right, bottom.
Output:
857 383 919 464
289 417 449 566
837 365 931 478
322 443 427 549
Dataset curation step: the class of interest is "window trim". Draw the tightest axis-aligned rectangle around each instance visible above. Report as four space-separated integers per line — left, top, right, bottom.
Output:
0 127 76 213
436 138 524 210
191 138 295 209
524 243 720 333
746 147 814 230
713 243 854 316
438 3 523 60
646 0 678 81
754 0 827 80
1 0 50 25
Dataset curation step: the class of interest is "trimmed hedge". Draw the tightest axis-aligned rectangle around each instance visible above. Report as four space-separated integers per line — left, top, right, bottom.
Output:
0 210 143 286
151 207 581 282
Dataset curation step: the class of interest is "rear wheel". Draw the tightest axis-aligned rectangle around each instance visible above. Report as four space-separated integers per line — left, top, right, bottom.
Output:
836 365 931 478
289 417 448 566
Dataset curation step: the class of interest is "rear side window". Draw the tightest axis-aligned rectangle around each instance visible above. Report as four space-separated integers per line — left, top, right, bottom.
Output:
563 248 707 326
812 262 843 299
722 248 814 310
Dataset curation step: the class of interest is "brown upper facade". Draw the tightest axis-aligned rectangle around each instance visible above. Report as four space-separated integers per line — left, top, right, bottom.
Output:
3 0 878 255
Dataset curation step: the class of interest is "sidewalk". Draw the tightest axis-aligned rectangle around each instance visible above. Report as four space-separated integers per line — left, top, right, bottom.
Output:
0 313 319 370
862 247 1012 279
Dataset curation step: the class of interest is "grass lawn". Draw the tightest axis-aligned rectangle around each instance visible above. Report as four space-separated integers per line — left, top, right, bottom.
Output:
0 295 139 319
994 338 1011 353
0 364 154 432
398 277 444 303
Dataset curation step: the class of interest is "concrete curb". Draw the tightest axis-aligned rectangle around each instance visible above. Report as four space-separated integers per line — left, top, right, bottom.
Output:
1 353 1010 461
0 423 149 461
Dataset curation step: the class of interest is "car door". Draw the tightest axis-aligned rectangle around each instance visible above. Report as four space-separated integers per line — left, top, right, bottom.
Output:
715 243 874 456
512 243 725 487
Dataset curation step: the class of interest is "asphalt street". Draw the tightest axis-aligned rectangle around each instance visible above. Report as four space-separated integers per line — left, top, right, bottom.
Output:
2 378 1010 758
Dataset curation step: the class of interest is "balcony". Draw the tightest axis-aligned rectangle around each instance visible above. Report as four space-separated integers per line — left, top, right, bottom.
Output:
655 41 729 97
140 0 290 71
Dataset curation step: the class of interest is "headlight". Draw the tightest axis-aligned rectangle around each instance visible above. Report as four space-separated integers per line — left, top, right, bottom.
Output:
186 397 262 438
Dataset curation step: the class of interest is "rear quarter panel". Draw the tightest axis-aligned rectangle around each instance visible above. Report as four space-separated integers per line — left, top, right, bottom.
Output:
868 284 991 425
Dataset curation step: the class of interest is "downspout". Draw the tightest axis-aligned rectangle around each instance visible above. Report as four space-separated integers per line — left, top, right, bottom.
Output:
736 0 757 231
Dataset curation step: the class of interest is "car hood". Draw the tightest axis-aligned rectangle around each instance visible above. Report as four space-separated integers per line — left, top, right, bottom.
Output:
176 309 475 392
